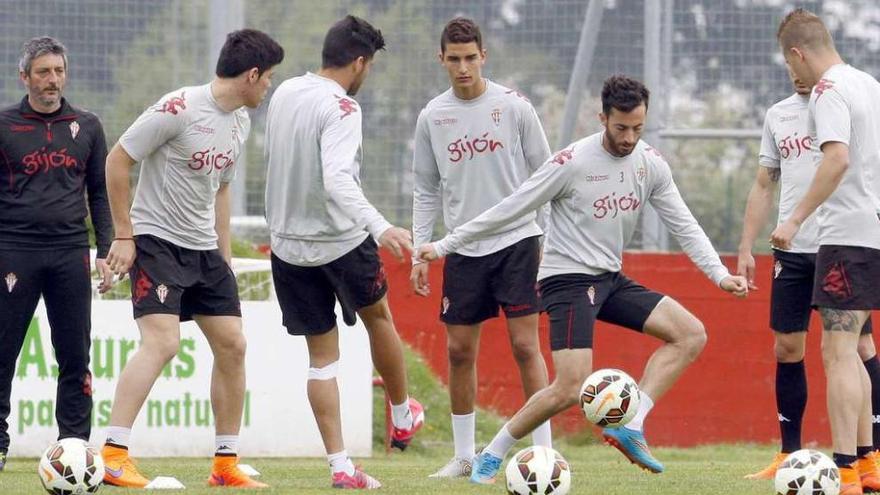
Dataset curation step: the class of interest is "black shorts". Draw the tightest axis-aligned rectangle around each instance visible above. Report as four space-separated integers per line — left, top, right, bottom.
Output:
812 245 880 311
539 272 665 351
271 237 387 336
440 236 541 325
129 235 240 321
772 250 872 333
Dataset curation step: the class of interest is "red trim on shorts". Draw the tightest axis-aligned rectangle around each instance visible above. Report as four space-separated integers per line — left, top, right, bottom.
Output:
567 304 574 348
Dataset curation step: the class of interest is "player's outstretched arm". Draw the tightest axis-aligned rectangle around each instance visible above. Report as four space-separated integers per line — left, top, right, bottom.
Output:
104 143 138 279
737 166 779 289
431 153 573 258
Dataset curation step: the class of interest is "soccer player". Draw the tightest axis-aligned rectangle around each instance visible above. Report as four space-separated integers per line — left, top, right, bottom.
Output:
773 9 880 495
739 64 880 484
264 16 424 490
419 75 749 483
100 29 283 488
0 36 113 472
410 17 552 478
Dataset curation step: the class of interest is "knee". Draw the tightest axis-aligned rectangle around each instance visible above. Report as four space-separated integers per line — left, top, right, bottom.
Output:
774 336 806 362
821 341 856 368
677 320 707 361
858 337 876 361
145 339 180 363
216 332 248 364
510 338 540 365
447 340 477 369
549 373 586 409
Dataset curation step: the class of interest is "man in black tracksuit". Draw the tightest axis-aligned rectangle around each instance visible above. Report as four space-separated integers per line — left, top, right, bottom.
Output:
0 37 113 470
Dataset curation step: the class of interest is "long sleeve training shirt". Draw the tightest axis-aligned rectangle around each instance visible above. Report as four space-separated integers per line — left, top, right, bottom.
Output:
434 132 730 285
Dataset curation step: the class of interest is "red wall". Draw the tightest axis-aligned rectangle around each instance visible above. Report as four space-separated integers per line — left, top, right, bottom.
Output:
384 251 879 447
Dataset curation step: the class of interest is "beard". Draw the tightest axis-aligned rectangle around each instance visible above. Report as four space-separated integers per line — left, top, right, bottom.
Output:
603 131 636 157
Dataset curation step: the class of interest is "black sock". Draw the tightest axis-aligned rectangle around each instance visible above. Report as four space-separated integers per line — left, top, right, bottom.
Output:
834 452 857 468
863 355 880 450
777 360 807 453
859 446 874 458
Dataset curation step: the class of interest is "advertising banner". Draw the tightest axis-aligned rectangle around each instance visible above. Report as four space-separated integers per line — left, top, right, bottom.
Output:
8 301 373 457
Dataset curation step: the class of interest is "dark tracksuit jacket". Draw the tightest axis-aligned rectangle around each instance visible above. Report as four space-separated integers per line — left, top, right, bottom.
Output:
0 96 111 450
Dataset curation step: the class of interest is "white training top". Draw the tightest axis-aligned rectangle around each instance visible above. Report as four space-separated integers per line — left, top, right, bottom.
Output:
411 80 551 259
433 132 730 285
123 83 250 250
808 64 880 250
264 72 392 266
759 93 820 253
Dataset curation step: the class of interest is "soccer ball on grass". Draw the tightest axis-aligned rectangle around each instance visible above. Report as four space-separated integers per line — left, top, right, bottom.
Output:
38 438 104 495
774 449 840 495
505 445 571 495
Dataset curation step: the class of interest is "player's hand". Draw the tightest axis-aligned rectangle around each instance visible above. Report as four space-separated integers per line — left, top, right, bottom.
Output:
106 239 136 279
417 244 440 262
720 275 749 298
94 258 114 294
410 262 430 297
736 250 758 290
770 220 799 251
378 227 413 261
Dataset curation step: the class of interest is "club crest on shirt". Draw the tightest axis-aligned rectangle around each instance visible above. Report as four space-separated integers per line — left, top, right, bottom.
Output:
491 108 502 126
69 121 80 140
335 95 358 120
587 286 596 305
442 296 450 315
636 164 647 183
5 273 17 293
774 260 783 279
156 284 169 304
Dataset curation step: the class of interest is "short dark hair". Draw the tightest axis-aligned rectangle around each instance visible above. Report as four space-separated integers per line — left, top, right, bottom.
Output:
441 17 482 53
20 36 67 75
601 75 650 115
322 15 386 69
215 28 284 78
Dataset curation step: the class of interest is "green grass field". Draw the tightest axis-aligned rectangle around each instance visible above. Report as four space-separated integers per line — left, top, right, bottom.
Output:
2 444 787 494
3 347 790 494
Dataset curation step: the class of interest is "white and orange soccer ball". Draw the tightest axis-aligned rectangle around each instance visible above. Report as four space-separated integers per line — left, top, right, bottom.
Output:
774 449 840 495
505 445 571 495
38 438 104 494
579 368 641 428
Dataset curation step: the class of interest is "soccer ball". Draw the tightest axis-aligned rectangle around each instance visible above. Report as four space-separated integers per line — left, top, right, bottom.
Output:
505 445 571 495
38 438 104 495
579 368 641 427
774 449 840 495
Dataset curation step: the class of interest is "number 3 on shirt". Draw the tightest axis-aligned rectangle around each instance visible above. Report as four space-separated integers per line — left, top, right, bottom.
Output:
619 171 624 183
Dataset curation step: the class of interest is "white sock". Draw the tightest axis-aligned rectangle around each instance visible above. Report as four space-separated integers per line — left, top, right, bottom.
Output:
531 420 552 448
327 450 355 476
391 398 413 430
485 423 518 459
452 412 476 459
104 426 131 448
624 392 655 432
215 435 238 456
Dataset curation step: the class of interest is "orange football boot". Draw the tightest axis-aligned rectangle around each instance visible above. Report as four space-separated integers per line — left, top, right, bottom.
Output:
208 455 269 489
102 444 149 488
744 452 788 480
